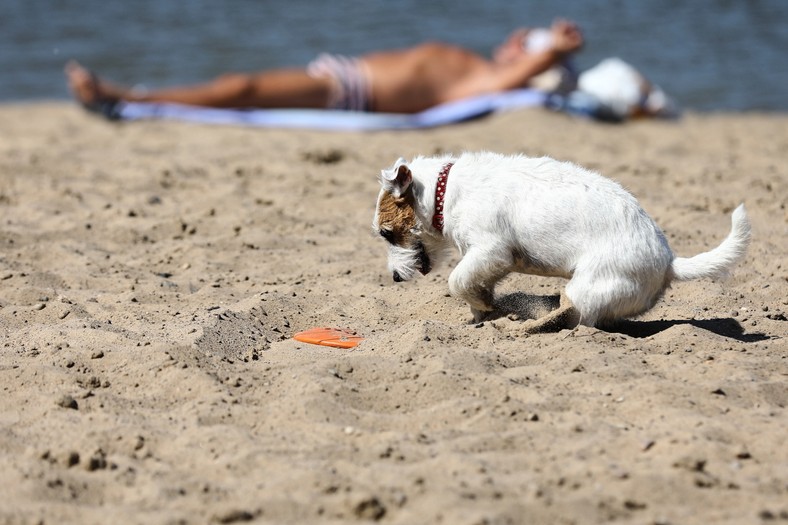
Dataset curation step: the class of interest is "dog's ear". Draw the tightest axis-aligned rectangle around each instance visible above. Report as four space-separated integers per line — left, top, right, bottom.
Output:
380 157 413 198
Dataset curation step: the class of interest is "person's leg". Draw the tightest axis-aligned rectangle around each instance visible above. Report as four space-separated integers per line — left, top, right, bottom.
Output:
65 60 333 109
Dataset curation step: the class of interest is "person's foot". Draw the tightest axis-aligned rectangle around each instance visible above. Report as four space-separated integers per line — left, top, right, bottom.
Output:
64 60 119 107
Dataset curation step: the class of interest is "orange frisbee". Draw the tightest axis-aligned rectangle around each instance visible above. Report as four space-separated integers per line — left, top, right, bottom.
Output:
293 327 364 349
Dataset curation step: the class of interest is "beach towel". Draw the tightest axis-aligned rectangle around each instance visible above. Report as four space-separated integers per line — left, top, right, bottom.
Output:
96 86 639 130
102 89 552 131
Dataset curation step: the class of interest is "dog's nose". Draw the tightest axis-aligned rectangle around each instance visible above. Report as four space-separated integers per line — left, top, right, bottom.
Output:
392 271 403 282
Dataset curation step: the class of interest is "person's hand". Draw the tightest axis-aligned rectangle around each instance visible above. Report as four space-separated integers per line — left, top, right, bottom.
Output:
493 28 531 64
550 19 584 55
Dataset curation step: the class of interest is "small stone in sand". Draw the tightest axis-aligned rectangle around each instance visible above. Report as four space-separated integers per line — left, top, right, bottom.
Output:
354 496 386 520
63 451 80 467
56 395 78 410
85 449 108 471
212 509 257 523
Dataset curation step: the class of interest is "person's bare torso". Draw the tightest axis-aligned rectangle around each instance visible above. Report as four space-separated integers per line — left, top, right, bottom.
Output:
361 43 492 113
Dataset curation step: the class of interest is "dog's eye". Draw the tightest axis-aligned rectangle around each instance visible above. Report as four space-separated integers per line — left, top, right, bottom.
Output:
379 229 395 243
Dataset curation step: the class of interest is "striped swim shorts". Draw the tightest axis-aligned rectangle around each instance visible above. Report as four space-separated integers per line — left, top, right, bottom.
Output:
306 53 373 111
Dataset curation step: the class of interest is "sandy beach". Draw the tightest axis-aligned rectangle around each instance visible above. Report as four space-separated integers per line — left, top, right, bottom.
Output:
1 103 786 524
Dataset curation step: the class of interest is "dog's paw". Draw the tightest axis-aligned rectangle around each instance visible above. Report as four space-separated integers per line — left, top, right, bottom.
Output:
470 306 500 323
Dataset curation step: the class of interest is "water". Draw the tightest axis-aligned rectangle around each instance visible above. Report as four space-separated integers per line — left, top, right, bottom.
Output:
2 0 786 111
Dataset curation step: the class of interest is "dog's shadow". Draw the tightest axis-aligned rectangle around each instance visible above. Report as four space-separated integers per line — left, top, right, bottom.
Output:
609 318 769 342
490 292 769 342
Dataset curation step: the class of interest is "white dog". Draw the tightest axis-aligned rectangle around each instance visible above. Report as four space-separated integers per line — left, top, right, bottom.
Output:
373 152 751 330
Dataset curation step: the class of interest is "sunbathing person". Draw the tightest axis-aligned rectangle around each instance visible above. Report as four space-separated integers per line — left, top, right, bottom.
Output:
66 19 583 115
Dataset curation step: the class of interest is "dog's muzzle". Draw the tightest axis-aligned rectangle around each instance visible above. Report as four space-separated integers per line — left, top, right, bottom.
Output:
392 241 431 282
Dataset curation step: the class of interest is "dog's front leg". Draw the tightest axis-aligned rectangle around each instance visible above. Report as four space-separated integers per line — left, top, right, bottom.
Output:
448 249 510 323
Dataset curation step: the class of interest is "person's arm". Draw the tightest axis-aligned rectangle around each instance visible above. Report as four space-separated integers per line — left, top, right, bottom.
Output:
486 48 568 91
458 20 583 96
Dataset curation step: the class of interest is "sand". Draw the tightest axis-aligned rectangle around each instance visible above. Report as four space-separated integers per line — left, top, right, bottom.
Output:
0 103 786 525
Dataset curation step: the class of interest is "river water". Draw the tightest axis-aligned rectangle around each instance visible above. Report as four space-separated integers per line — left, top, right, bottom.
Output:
2 0 786 111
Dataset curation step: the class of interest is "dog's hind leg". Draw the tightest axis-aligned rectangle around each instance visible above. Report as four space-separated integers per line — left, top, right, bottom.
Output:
564 274 608 327
565 272 644 327
515 291 581 334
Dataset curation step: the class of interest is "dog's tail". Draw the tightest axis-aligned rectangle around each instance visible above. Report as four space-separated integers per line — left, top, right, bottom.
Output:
669 204 751 282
